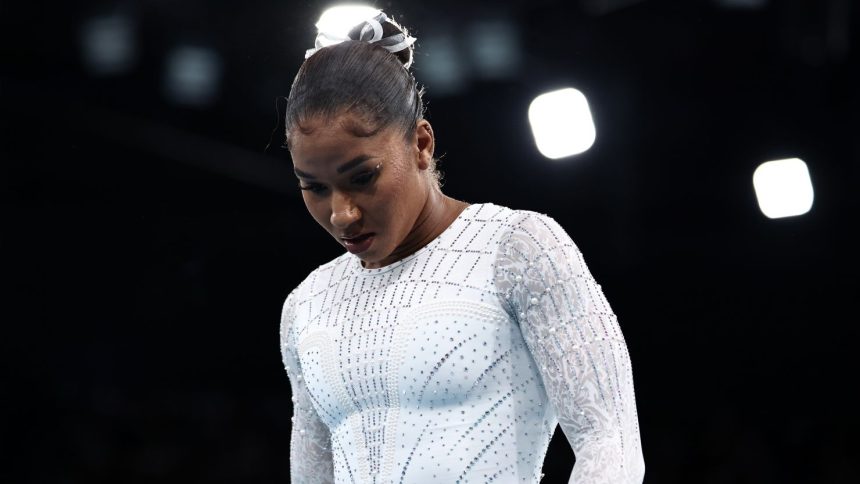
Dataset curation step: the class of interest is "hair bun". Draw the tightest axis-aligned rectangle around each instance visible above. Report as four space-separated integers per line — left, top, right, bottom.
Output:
305 11 417 69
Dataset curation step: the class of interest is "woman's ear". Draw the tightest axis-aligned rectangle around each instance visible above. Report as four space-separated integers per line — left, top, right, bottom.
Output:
415 119 434 171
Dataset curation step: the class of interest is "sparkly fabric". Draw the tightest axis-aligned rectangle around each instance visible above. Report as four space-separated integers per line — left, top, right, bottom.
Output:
280 203 644 483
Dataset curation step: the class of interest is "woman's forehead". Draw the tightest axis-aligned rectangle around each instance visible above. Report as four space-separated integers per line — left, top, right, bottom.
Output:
294 112 381 137
294 112 403 143
290 117 402 168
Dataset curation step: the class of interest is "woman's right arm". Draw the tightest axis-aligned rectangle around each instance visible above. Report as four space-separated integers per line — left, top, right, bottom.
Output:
280 291 335 484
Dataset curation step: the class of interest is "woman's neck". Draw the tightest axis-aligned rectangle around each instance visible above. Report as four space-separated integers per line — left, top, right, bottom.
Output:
364 188 468 269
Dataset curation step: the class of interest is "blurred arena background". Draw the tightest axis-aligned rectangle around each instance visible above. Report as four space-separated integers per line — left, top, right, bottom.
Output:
1 0 858 482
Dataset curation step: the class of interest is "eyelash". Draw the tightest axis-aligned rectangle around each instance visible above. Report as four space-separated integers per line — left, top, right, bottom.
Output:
351 171 374 186
299 167 378 194
299 182 327 194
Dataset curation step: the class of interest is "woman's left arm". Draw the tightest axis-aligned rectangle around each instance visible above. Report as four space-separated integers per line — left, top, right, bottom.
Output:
495 212 645 484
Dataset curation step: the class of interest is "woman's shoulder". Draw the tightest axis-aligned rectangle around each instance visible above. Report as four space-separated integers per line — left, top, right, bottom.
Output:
474 203 569 238
462 203 576 264
280 251 353 348
283 251 353 309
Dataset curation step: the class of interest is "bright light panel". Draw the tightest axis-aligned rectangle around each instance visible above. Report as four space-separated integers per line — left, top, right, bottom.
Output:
528 88 596 159
316 5 379 38
752 158 814 219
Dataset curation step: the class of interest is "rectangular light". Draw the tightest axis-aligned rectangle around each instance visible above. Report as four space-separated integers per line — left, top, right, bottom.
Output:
528 88 596 159
752 158 814 219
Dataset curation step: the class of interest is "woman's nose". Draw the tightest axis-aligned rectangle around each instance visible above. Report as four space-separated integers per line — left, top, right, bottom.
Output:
330 192 361 228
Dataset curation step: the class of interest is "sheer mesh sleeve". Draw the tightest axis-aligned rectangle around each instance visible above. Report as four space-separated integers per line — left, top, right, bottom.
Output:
494 213 645 483
280 291 335 484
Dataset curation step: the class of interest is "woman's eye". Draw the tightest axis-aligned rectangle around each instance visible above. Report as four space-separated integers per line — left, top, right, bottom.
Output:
299 182 327 194
351 171 375 186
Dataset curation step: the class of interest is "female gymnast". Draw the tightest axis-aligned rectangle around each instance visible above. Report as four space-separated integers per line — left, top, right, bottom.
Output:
279 11 644 483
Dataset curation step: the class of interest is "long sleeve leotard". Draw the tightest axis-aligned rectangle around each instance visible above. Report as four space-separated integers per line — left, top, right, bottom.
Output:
280 203 644 483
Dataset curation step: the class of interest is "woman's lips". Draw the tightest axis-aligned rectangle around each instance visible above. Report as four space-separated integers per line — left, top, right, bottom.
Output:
342 233 375 254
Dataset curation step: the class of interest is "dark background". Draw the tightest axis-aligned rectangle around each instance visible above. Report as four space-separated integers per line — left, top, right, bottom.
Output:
2 0 858 482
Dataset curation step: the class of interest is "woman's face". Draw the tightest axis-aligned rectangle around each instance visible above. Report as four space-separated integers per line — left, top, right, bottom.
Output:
289 114 434 268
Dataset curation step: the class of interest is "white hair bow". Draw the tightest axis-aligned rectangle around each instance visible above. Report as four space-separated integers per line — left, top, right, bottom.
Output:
305 11 416 68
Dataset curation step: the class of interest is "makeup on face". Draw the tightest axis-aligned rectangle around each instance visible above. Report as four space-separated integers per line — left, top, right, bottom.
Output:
289 114 432 269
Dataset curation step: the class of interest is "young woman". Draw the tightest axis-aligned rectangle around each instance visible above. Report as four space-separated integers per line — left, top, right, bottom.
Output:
279 11 644 483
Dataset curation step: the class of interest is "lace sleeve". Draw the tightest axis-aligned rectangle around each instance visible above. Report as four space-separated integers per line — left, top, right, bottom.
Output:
280 291 335 484
494 213 645 483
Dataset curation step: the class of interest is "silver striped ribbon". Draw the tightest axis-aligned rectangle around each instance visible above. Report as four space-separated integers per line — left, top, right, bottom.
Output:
305 11 416 68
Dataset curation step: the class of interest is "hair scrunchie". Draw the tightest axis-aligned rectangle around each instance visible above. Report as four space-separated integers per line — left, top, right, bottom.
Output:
305 11 417 68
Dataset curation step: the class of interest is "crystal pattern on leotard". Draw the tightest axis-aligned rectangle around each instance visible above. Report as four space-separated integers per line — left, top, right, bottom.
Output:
494 213 645 483
281 291 337 483
280 203 644 483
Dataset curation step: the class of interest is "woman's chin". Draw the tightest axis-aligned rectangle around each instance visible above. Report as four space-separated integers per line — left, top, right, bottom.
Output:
357 248 391 270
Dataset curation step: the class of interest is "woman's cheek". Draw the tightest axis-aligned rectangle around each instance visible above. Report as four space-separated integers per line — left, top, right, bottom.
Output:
304 198 330 230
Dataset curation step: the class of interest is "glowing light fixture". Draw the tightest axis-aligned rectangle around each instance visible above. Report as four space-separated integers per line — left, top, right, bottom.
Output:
466 20 521 79
752 158 814 219
419 34 466 96
163 46 222 106
528 88 597 159
315 5 379 38
80 14 136 75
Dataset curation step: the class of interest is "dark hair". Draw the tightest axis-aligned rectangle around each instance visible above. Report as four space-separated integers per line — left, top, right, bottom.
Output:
284 16 425 142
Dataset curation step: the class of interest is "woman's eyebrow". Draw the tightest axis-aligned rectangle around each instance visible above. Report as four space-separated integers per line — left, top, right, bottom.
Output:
294 168 315 179
294 155 373 179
